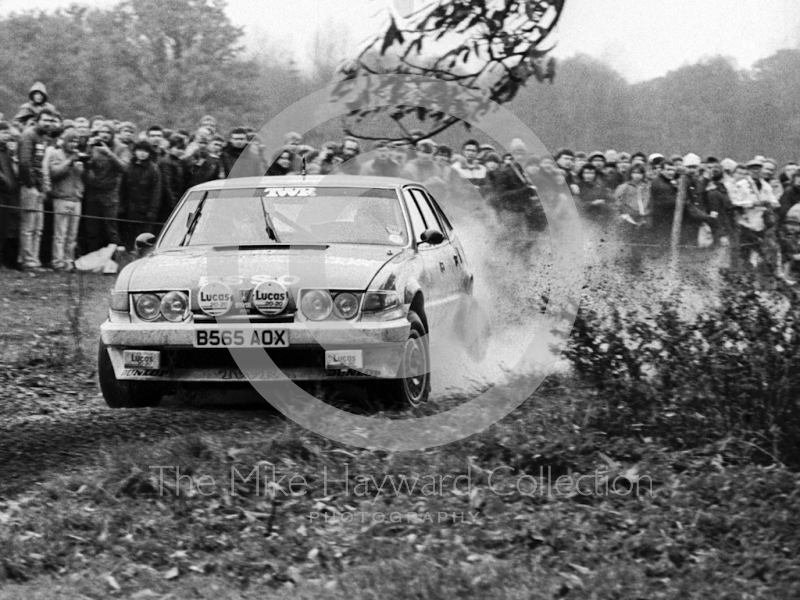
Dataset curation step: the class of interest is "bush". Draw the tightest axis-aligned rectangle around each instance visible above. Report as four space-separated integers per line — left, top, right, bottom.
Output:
565 271 800 466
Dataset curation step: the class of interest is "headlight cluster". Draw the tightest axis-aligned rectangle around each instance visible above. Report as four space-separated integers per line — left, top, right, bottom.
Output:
299 290 403 321
299 290 363 321
133 291 190 322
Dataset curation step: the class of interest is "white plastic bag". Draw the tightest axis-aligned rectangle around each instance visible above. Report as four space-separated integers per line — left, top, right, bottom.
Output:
697 223 714 248
75 244 119 274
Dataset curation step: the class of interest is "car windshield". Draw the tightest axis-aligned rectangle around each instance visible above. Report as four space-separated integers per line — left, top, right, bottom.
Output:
158 186 409 249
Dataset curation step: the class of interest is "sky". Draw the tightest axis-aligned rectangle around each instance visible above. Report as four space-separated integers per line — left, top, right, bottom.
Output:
1 0 799 82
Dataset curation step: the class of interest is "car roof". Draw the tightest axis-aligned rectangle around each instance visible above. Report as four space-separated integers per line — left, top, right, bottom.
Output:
189 175 417 192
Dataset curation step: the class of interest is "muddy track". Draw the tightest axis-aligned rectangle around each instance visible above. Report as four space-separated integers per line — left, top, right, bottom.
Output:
0 369 288 497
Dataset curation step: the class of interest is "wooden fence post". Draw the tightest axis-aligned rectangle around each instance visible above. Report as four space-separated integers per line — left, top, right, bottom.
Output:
669 173 688 282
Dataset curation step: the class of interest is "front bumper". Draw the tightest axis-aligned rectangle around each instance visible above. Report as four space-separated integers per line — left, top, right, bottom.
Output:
100 319 410 382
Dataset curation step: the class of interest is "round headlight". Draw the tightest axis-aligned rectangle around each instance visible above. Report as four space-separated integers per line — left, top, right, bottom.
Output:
160 291 189 322
301 290 333 321
334 292 359 319
135 293 161 321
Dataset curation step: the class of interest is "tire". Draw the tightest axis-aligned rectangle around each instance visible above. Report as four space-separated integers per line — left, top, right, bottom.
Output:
383 310 430 408
98 339 165 409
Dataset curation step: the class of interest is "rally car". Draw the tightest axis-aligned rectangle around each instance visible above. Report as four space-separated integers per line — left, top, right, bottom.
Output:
98 175 478 409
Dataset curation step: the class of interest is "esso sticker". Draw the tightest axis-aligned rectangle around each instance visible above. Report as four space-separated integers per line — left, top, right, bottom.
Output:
252 280 290 315
198 281 233 316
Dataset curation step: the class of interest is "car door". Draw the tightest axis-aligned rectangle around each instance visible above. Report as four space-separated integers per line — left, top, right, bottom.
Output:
418 187 472 297
404 187 459 327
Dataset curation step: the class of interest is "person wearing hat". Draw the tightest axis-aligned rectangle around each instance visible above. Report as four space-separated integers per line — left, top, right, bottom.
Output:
588 151 605 170
731 157 781 270
119 140 161 249
629 152 646 167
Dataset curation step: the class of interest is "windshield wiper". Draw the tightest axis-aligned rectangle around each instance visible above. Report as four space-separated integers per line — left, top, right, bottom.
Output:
260 198 281 243
180 192 208 246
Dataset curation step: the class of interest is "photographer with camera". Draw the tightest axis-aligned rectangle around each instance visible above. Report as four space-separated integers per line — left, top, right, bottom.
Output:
81 122 125 254
46 128 84 270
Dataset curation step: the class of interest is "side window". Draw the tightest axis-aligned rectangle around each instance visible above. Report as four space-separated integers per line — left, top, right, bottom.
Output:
409 189 446 240
404 190 428 242
424 192 453 236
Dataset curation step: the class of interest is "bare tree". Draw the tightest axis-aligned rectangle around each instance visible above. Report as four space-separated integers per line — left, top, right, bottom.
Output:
334 0 566 142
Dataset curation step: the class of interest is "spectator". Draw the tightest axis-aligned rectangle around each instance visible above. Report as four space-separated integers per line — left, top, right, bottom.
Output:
615 164 652 229
630 152 647 167
221 127 263 178
434 145 458 187
588 151 606 178
779 170 800 221
401 140 442 183
360 140 401 177
13 82 57 127
615 152 631 180
576 163 612 221
266 149 296 176
120 140 161 249
0 123 20 269
731 158 781 270
762 158 783 198
451 139 487 187
336 136 361 175
183 132 221 189
696 157 733 245
208 136 225 162
649 160 679 242
199 115 217 136
82 122 126 253
574 151 588 174
46 128 84 270
483 153 502 191
778 203 800 284
159 134 187 224
17 109 56 270
681 152 719 245
493 139 544 232
554 148 578 191
116 122 137 165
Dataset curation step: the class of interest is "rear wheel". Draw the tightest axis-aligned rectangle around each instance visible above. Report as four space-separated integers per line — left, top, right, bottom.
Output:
383 310 430 408
98 340 165 408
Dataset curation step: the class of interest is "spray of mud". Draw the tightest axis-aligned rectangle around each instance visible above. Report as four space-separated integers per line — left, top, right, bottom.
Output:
429 204 734 402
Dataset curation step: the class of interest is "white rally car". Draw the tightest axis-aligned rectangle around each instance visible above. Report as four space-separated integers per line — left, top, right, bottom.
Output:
99 175 478 408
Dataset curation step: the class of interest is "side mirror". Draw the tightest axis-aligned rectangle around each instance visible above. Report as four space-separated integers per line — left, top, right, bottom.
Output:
419 229 444 246
135 233 156 252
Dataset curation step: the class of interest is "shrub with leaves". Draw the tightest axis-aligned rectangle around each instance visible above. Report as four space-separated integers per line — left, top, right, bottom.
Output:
565 272 800 466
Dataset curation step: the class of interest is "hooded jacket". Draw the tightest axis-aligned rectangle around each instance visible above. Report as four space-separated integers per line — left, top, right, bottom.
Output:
13 82 57 124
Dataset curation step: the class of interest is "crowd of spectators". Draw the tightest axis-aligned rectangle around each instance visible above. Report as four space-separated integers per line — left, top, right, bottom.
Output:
1 82 799 285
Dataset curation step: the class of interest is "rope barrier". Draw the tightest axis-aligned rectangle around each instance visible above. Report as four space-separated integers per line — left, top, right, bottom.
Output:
0 203 165 226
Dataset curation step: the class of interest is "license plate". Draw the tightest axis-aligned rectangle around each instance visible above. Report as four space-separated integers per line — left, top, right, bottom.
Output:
325 350 363 369
123 350 161 369
194 329 289 348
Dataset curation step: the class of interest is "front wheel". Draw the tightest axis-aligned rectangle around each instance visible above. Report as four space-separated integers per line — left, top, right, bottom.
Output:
98 340 165 408
383 310 430 408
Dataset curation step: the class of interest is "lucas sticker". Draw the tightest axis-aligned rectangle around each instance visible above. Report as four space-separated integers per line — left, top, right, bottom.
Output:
252 280 290 315
198 281 233 316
